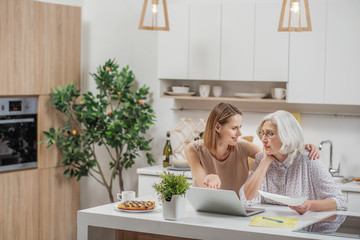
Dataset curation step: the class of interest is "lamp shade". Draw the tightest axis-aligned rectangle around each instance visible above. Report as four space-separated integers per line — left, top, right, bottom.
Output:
278 0 312 32
139 0 170 31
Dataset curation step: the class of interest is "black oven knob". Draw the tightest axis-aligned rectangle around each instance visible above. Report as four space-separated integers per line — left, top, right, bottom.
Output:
1 105 4 111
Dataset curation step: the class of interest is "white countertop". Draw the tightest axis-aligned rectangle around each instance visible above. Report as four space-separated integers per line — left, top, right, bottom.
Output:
137 165 360 193
136 165 192 179
78 198 360 240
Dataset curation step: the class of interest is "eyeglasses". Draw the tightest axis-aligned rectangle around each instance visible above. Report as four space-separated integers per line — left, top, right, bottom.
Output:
259 131 275 139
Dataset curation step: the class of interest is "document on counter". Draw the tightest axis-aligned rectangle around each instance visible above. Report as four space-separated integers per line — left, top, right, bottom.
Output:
249 215 298 228
258 190 307 206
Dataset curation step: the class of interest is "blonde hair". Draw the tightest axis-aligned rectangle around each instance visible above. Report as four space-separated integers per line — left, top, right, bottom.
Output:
256 110 304 163
203 103 242 153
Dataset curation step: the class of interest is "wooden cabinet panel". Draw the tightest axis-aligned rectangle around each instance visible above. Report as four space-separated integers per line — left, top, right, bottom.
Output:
33 2 81 94
188 0 221 80
0 169 39 240
39 167 80 240
287 0 326 104
0 0 38 95
158 0 190 79
38 95 66 168
221 0 255 81
254 0 289 82
325 0 360 105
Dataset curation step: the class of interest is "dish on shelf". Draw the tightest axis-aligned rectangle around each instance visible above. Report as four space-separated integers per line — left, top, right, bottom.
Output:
168 167 191 171
165 91 196 96
234 92 267 99
113 203 161 213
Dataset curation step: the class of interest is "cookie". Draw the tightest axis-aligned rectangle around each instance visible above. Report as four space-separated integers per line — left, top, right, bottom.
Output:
118 200 155 210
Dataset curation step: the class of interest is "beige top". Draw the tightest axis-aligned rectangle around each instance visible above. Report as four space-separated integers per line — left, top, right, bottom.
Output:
190 139 249 197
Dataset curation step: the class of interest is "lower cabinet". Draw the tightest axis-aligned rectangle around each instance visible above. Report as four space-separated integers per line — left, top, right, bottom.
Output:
0 169 39 240
346 192 360 212
0 167 79 240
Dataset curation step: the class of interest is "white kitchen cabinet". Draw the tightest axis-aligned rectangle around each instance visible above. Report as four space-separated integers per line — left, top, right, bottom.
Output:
188 0 221 80
347 192 360 212
287 0 326 104
254 0 289 82
158 0 190 79
325 0 360 105
138 175 162 197
221 0 255 81
137 166 193 197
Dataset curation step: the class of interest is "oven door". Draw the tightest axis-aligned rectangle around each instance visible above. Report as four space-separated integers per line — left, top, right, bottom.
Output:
0 115 37 172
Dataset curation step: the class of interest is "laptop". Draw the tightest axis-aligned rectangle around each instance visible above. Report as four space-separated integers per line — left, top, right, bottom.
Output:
187 187 265 217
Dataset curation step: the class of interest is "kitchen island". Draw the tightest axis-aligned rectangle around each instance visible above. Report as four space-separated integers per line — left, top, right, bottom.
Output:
77 198 360 240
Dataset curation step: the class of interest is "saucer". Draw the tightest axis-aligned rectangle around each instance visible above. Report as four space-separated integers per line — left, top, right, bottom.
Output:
165 91 196 96
235 92 267 99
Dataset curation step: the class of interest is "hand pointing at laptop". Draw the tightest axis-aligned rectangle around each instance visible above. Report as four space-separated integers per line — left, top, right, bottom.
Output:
203 174 221 189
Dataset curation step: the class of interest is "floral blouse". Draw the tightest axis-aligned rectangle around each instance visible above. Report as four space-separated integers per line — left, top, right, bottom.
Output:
239 151 347 211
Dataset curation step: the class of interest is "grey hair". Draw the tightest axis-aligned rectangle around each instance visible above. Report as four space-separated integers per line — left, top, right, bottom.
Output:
256 110 305 164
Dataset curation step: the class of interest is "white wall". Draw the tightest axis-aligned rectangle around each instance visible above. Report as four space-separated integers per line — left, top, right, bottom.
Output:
81 0 360 210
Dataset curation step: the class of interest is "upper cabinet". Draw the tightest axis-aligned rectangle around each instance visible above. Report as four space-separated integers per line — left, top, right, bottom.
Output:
0 0 81 96
0 0 37 95
254 0 289 82
325 0 360 105
158 0 189 79
158 0 360 106
287 0 326 104
221 0 255 81
158 0 289 82
189 0 221 80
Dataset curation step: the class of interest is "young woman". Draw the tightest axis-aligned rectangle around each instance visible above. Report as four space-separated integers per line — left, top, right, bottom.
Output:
185 103 319 197
240 110 347 214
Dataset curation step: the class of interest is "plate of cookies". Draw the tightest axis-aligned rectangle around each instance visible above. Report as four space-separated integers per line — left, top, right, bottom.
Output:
114 200 161 213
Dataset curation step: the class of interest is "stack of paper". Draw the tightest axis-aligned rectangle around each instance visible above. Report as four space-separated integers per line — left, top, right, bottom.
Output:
249 215 298 228
258 190 307 206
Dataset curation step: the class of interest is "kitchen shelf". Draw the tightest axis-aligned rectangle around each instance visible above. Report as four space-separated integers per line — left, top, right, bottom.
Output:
160 94 360 117
160 95 286 103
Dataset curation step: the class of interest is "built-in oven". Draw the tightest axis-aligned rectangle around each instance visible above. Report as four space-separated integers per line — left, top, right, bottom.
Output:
0 97 38 172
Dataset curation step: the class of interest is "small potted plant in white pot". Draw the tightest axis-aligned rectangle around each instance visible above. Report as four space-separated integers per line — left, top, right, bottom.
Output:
153 171 191 221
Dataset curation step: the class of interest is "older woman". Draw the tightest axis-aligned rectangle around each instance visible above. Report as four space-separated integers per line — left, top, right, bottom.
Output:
185 103 319 197
240 110 347 214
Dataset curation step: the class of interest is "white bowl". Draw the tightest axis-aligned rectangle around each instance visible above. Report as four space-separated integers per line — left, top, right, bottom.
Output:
172 86 190 93
172 159 190 168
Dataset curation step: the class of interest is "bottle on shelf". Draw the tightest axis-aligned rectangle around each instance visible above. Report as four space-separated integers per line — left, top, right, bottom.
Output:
163 131 173 167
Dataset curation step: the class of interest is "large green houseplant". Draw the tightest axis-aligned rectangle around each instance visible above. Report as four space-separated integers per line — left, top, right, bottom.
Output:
42 59 156 202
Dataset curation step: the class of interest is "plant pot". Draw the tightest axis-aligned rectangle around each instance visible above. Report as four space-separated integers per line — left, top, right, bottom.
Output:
162 195 186 221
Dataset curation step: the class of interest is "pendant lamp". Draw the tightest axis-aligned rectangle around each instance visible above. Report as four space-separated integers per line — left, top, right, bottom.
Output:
278 0 312 32
139 0 170 31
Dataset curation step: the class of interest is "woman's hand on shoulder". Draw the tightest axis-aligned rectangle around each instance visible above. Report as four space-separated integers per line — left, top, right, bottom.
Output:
247 142 261 159
203 174 221 189
305 144 320 160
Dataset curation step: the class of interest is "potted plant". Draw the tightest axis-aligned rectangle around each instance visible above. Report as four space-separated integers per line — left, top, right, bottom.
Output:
42 59 156 203
153 171 192 221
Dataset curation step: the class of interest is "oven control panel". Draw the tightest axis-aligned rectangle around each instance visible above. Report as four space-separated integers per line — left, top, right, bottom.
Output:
0 97 38 115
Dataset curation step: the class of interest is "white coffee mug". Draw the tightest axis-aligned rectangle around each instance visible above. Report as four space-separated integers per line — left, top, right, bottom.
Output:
271 88 286 99
212 86 222 97
117 191 135 202
199 85 210 97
